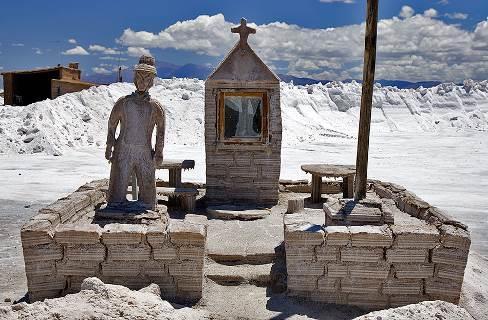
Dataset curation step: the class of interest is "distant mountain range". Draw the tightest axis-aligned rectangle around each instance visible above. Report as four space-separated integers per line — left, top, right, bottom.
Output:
83 61 442 89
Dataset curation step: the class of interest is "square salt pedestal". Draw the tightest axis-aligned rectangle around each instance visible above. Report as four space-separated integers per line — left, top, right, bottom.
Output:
95 202 168 225
324 194 394 226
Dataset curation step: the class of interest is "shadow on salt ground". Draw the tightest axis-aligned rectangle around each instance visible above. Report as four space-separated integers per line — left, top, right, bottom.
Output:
265 293 364 320
0 200 47 305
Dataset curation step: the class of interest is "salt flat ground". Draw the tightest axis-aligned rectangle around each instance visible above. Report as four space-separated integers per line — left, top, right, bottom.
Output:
1 131 486 253
0 131 487 307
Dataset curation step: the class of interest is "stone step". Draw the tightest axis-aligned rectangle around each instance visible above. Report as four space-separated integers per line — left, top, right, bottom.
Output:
208 252 275 265
205 259 272 286
206 205 270 221
127 186 198 196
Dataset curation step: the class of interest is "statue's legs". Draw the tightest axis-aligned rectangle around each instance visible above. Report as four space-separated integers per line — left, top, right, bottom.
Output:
134 147 156 210
107 147 131 205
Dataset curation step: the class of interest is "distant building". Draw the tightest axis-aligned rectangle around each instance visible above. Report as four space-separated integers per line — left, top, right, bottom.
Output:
1 63 97 106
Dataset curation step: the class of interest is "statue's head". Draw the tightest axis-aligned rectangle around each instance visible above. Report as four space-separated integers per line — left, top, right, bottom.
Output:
134 55 156 93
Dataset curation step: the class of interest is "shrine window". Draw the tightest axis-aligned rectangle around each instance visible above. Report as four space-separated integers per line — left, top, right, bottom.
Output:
218 91 269 143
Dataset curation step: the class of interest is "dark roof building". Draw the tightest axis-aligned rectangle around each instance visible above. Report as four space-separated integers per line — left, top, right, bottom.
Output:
1 63 97 106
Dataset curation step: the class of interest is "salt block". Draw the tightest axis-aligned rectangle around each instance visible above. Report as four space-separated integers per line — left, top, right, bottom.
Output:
101 261 142 277
287 261 325 276
107 244 151 261
393 263 434 279
341 278 382 294
348 263 389 279
327 263 348 278
324 226 350 246
387 248 429 263
152 245 177 261
55 224 102 244
168 221 206 246
23 243 63 263
56 260 100 276
21 219 54 247
383 279 422 295
315 246 339 262
102 224 147 245
284 222 325 246
64 243 106 261
317 276 339 292
350 225 393 247
341 247 384 263
440 224 471 250
391 224 440 249
432 247 468 266
146 225 169 246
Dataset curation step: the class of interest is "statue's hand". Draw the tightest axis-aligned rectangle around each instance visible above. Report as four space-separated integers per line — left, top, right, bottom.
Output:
105 145 113 161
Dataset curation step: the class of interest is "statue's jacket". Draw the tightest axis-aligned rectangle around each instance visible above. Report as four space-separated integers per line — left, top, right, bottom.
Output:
106 91 165 160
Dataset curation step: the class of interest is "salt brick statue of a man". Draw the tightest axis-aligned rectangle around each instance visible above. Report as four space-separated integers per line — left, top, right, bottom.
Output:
105 55 165 210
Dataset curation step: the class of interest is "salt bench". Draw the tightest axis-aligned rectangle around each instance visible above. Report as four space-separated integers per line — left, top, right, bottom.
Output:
301 164 355 202
156 159 195 188
157 187 198 213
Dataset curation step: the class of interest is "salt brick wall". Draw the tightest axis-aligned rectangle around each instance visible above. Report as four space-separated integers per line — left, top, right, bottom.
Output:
284 180 471 309
20 179 207 303
51 79 95 99
204 81 282 206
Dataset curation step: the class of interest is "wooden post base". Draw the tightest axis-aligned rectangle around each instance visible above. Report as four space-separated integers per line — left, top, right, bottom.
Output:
287 198 305 214
169 168 182 188
180 194 196 213
311 175 322 203
343 176 354 199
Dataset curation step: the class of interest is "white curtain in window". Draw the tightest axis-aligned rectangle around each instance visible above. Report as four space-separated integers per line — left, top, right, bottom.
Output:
236 98 259 136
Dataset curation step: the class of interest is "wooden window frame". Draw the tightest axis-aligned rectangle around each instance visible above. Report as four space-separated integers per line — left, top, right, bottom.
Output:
218 91 269 144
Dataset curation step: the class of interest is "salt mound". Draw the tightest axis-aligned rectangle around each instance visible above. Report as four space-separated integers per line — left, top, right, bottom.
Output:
354 300 474 320
0 78 487 155
0 277 209 320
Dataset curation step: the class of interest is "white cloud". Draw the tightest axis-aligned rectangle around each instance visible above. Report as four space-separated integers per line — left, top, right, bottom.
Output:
92 66 112 75
0 66 3 70
88 44 121 55
62 46 89 55
99 56 128 61
117 14 488 82
399 6 415 19
424 9 438 18
472 19 488 50
438 0 449 5
89 44 106 51
445 12 468 20
32 48 43 55
92 63 129 75
68 38 77 44
11 43 24 47
127 46 152 57
319 0 354 3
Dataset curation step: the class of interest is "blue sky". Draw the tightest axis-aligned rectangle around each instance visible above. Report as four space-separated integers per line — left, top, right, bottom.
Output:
0 0 487 83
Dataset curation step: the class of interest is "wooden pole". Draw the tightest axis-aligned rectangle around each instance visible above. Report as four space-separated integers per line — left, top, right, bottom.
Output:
131 174 138 200
354 0 379 201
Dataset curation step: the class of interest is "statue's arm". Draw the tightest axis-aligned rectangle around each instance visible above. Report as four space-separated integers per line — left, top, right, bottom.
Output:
105 98 123 160
153 101 165 162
